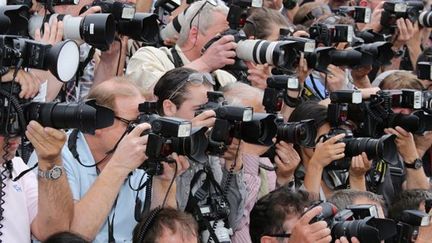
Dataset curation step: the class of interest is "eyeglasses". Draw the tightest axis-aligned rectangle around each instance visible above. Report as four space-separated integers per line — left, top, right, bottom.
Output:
167 72 215 101
265 233 291 238
189 0 218 30
115 116 134 126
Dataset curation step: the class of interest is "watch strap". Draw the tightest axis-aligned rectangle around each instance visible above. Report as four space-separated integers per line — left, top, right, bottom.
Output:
38 165 63 180
404 158 422 169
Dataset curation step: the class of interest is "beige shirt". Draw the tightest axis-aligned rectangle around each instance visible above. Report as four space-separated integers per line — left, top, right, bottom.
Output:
126 45 237 98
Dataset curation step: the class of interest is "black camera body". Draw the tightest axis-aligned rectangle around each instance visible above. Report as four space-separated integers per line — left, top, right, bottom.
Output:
392 210 431 243
309 24 354 46
83 0 136 21
325 90 398 169
308 202 397 243
136 102 209 175
380 0 426 32
0 82 114 137
337 6 372 23
263 75 300 113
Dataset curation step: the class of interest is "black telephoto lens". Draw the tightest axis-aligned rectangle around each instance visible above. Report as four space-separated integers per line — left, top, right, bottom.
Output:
344 134 397 162
277 119 316 147
332 217 397 243
81 14 116 50
25 100 114 134
117 13 159 43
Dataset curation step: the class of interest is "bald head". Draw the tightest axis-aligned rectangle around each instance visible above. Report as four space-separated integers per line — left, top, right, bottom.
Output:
221 82 265 112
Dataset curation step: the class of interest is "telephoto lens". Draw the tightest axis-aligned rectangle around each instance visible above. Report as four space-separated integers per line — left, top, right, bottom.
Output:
117 13 159 43
419 10 432 27
28 13 116 50
24 99 115 134
0 5 30 36
276 119 316 147
235 39 292 69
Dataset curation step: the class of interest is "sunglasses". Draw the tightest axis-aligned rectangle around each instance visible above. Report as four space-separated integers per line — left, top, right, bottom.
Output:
168 72 215 101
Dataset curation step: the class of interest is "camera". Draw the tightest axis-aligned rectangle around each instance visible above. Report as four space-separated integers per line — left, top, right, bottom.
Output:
309 24 354 46
136 102 208 175
337 6 372 23
0 82 114 136
308 202 397 243
275 35 316 73
81 0 160 43
380 0 432 32
28 13 116 50
355 29 391 44
325 90 398 169
321 128 397 170
81 0 135 21
0 35 80 82
0 5 30 37
392 210 431 243
353 41 394 66
276 119 317 147
417 61 432 80
263 75 300 113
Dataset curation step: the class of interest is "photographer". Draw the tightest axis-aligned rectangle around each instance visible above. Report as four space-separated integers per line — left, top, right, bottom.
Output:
378 71 431 190
28 77 188 242
288 101 372 200
153 68 247 234
388 189 432 243
127 0 237 100
132 207 199 243
0 66 74 241
250 186 359 243
222 82 302 242
329 189 386 218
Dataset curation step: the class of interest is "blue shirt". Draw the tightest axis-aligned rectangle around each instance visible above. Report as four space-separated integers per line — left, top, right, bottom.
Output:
29 131 147 243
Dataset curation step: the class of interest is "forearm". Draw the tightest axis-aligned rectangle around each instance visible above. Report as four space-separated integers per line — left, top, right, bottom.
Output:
407 44 422 71
71 163 129 240
304 162 323 198
349 176 367 191
352 76 372 89
405 169 430 190
184 58 213 73
33 160 74 240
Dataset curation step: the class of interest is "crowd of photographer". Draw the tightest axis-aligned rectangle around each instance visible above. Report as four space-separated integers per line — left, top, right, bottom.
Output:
0 0 432 242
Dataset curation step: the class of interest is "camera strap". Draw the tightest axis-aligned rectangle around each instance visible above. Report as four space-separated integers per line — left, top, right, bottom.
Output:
185 167 225 243
367 159 387 193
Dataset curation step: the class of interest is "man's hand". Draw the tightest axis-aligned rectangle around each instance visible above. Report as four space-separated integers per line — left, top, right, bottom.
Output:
246 62 271 90
385 126 419 163
198 35 237 72
2 69 41 99
351 65 372 88
321 65 346 92
34 18 64 45
289 206 332 243
109 123 151 173
310 133 346 169
393 18 415 50
363 1 384 33
79 6 102 17
274 141 301 186
191 110 216 128
26 121 66 169
349 152 372 178
335 236 360 243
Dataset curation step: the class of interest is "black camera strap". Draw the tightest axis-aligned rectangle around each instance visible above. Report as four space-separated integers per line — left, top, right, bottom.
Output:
185 167 225 243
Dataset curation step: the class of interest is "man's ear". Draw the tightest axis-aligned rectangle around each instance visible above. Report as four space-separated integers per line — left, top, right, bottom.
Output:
188 26 199 44
163 99 178 116
261 236 277 243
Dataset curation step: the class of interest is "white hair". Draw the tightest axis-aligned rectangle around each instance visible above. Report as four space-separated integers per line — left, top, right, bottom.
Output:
177 0 229 47
221 82 264 107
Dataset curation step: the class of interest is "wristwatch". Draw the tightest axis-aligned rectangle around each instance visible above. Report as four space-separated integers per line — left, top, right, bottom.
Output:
404 158 423 170
38 165 63 180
